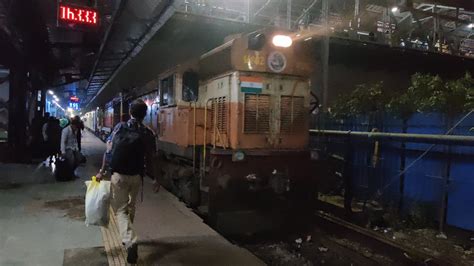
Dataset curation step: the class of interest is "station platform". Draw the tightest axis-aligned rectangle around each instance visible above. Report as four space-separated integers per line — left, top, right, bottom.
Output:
0 131 264 266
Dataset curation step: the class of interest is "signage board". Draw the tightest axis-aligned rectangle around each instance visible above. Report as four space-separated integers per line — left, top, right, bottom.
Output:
69 102 79 110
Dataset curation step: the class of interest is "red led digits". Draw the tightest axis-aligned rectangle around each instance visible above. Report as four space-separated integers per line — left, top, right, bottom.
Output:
58 4 98 26
60 6 66 20
91 11 97 24
78 9 83 22
85 10 91 24
67 6 75 20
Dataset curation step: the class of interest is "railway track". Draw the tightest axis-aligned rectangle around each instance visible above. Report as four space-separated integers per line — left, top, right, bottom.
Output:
313 211 454 266
237 210 456 266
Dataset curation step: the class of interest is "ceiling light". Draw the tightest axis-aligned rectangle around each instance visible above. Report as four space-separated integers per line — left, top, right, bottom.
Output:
468 23 474 29
272 35 293 48
48 90 54 95
391 6 399 13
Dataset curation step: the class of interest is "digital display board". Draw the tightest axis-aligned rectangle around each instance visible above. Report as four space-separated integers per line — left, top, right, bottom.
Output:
57 4 99 29
69 102 80 110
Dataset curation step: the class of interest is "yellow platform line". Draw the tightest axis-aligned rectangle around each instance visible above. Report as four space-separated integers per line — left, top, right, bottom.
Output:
100 225 116 266
101 207 135 265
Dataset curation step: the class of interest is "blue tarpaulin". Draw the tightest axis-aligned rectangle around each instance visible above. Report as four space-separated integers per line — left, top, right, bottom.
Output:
312 112 474 231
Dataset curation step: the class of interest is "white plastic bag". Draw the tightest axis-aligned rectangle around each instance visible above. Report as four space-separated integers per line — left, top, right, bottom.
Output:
85 177 111 226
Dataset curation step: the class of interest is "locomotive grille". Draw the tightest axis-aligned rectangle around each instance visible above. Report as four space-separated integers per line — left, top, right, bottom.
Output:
280 96 306 133
244 94 270 133
211 97 227 134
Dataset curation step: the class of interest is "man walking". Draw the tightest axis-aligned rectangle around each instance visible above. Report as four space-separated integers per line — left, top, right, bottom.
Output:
107 99 158 264
60 116 82 179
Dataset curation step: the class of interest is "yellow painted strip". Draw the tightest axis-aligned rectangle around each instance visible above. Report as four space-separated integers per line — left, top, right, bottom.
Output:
100 226 115 266
107 226 121 266
109 208 127 264
101 207 129 265
104 225 120 266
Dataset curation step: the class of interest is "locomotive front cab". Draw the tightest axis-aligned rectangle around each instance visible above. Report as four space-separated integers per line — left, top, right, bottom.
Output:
195 30 319 234
198 30 314 149
151 30 319 235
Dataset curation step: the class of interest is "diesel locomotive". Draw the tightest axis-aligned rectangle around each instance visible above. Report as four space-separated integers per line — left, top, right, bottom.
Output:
84 29 322 234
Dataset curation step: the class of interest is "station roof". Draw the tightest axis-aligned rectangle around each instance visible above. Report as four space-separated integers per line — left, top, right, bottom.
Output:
87 12 260 108
1 0 473 110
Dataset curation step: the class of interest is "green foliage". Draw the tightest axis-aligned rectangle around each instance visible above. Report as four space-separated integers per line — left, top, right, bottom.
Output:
329 82 390 118
330 73 474 119
349 82 389 114
386 91 417 120
407 73 473 115
461 73 474 111
407 73 445 113
329 93 352 119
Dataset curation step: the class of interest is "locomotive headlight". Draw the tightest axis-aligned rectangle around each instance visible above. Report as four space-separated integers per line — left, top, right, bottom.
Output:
232 151 245 162
272 35 292 48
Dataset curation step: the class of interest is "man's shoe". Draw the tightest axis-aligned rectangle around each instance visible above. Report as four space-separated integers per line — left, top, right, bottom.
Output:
126 244 138 264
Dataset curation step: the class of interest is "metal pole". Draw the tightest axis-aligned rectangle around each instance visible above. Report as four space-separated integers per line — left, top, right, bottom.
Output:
119 92 123 122
438 145 451 234
439 116 453 234
309 129 474 146
287 0 292 29
433 4 437 48
398 120 408 213
193 102 196 173
455 7 459 29
354 0 359 19
321 0 329 109
247 0 250 23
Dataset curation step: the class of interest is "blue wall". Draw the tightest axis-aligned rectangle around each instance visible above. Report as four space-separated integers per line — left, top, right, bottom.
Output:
312 112 474 231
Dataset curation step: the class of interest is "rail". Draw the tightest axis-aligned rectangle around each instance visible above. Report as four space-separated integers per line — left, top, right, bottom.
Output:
309 129 474 146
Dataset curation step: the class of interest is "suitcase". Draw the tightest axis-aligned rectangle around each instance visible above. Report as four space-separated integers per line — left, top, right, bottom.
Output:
54 157 73 182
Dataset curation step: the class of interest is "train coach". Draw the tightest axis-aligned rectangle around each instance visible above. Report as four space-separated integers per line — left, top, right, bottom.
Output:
82 111 96 132
102 30 324 234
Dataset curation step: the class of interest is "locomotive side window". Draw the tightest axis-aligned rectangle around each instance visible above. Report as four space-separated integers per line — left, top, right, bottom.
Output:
160 74 175 106
182 71 199 102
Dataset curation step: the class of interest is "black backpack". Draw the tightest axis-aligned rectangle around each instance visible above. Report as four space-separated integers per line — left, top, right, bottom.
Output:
54 157 74 182
110 122 146 175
